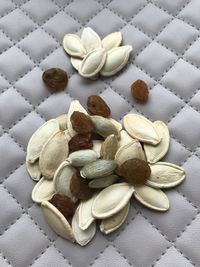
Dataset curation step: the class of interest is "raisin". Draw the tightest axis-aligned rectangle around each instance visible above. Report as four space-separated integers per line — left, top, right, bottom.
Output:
70 172 93 200
70 111 94 134
119 158 151 185
69 133 93 152
90 132 104 140
87 95 111 117
49 194 76 219
42 68 68 92
130 80 148 103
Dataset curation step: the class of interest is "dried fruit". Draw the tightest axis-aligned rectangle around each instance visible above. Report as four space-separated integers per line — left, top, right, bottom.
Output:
131 80 148 103
119 158 151 185
71 111 94 134
70 172 93 200
69 133 93 152
49 194 76 219
42 68 68 92
87 95 111 117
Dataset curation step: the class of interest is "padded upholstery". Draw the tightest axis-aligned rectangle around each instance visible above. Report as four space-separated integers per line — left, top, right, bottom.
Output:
0 0 200 266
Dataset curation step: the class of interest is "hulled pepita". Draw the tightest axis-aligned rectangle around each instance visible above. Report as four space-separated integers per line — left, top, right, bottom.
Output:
32 177 55 203
67 149 98 167
123 114 160 145
42 200 75 241
144 121 170 163
80 159 117 179
100 134 118 160
92 183 134 219
88 174 119 189
92 140 103 157
100 202 130 234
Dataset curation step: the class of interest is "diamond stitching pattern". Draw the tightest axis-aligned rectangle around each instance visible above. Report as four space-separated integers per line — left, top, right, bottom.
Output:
0 0 200 266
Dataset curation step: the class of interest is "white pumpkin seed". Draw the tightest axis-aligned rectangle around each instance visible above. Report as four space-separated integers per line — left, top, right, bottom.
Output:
63 34 86 58
72 207 96 246
53 161 76 202
88 174 119 189
67 100 88 137
100 202 130 234
144 121 170 163
102 32 122 51
67 149 98 167
134 185 169 211
108 118 122 132
56 114 68 131
147 162 185 189
27 119 59 163
26 160 42 181
78 194 97 230
115 139 146 166
42 200 75 242
80 159 117 179
32 177 55 203
90 115 119 138
81 27 101 53
79 48 107 78
64 129 71 141
39 131 68 180
92 140 102 157
123 114 160 145
100 45 132 77
71 57 82 71
100 134 118 160
119 130 134 148
92 183 134 219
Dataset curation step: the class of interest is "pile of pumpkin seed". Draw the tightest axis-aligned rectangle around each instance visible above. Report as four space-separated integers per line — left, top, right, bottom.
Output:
26 98 186 246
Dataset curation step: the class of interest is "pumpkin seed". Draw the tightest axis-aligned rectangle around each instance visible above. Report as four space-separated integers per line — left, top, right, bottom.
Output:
64 129 71 141
144 121 170 164
42 200 75 242
26 160 42 181
119 130 134 148
27 119 59 163
92 140 102 157
39 131 68 180
81 27 101 53
80 159 117 179
32 177 55 203
134 185 169 211
53 161 77 202
101 45 132 77
147 162 185 189
78 193 97 230
100 134 118 160
71 57 82 71
56 114 68 131
123 114 160 145
102 32 122 51
67 100 88 137
90 115 119 138
63 34 86 58
92 183 134 219
115 140 145 166
67 149 98 167
108 118 122 132
88 174 119 189
72 207 96 246
100 202 130 234
79 48 107 78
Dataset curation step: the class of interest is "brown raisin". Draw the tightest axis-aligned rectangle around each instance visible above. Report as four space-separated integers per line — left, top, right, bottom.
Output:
42 68 68 92
87 95 111 117
70 172 93 200
49 194 76 219
71 111 94 134
119 158 151 185
130 80 148 103
69 133 93 152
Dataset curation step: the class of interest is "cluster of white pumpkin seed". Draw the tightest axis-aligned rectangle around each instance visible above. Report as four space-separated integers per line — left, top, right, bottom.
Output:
63 27 132 79
26 100 186 246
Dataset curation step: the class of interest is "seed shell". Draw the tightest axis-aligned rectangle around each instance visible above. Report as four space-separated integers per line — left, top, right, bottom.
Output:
63 34 86 58
123 114 160 145
102 32 122 51
92 183 134 219
32 177 55 203
81 27 101 53
100 202 130 234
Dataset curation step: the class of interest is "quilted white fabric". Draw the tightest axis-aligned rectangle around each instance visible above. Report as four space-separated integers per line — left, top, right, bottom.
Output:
0 0 200 266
